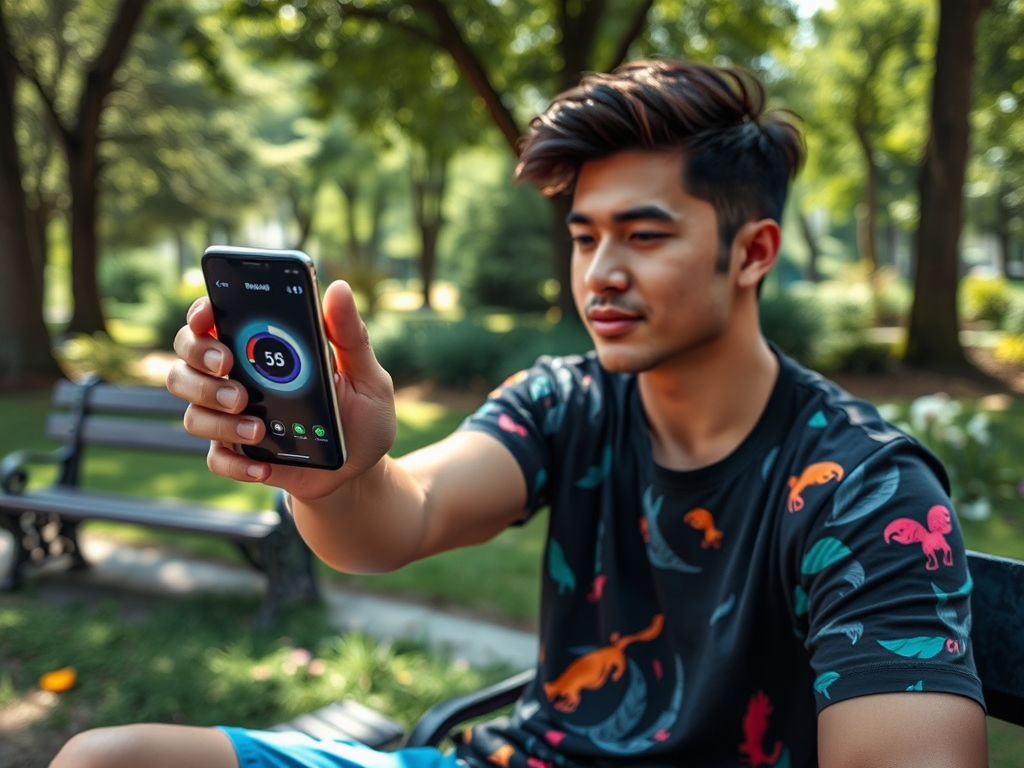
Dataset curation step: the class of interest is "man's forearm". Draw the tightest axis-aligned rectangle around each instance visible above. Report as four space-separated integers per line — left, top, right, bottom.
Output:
288 456 430 574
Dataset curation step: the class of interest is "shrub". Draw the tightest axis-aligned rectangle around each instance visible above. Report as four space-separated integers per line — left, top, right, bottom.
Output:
152 286 205 351
994 335 1024 366
870 267 912 326
411 320 508 389
960 274 1012 326
759 290 825 364
56 332 146 384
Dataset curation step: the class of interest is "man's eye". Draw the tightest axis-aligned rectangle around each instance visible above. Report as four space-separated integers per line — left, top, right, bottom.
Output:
570 234 596 246
632 232 668 242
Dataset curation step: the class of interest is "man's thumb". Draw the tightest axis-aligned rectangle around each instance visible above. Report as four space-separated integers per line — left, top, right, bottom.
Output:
322 280 376 377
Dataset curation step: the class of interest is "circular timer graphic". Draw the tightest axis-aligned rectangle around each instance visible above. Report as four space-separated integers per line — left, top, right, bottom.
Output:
236 321 312 394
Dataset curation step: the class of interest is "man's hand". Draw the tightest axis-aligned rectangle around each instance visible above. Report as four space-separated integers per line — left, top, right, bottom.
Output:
166 280 396 501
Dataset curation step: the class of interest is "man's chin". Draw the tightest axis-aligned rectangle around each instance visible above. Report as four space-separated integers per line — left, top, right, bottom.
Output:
593 348 646 374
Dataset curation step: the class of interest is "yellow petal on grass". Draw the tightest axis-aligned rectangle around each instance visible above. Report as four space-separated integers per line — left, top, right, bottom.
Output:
39 667 77 693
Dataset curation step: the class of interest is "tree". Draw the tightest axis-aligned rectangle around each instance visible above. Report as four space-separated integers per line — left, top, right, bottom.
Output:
904 0 992 369
786 0 933 279
239 0 799 318
0 7 62 387
8 0 151 335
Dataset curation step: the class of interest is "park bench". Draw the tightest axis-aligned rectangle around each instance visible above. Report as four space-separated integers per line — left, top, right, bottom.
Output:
276 550 1024 750
0 376 319 629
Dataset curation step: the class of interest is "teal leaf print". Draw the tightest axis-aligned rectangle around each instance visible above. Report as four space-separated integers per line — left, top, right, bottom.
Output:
533 469 547 496
547 540 576 595
710 594 736 625
907 680 924 691
813 619 863 645
808 410 828 428
878 636 946 659
761 446 780 480
815 671 840 699
841 561 865 593
801 538 853 574
931 574 973 603
826 463 900 528
529 375 552 401
775 749 793 768
793 585 809 617
576 446 613 488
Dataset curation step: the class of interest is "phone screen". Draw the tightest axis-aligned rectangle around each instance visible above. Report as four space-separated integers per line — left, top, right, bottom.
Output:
202 247 346 470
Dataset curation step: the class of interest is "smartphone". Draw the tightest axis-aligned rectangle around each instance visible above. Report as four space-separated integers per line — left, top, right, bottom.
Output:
201 245 346 470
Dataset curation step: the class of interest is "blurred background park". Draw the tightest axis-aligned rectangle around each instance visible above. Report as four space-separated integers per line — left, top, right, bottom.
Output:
1 0 1024 764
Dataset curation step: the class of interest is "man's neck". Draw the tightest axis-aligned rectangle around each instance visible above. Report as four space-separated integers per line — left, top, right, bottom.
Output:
639 335 780 471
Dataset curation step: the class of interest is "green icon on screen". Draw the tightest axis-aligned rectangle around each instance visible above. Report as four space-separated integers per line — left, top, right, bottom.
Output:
292 423 306 435
313 425 326 438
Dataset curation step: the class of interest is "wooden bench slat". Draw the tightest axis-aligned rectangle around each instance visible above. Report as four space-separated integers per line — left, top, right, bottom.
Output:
46 413 209 454
0 487 279 541
270 701 405 750
52 380 188 417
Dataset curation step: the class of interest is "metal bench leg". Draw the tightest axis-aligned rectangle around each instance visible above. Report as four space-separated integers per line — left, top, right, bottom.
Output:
254 521 320 629
0 512 91 591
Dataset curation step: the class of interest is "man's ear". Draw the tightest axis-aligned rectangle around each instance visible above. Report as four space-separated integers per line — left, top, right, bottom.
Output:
733 218 781 289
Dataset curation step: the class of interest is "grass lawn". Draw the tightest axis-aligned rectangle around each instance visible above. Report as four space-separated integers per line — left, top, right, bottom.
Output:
1 384 1023 760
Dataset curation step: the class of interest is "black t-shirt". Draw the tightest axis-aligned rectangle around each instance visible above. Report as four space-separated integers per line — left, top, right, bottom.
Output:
454 349 984 768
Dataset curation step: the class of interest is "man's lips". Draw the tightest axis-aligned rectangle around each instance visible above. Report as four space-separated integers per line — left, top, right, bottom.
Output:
587 307 640 337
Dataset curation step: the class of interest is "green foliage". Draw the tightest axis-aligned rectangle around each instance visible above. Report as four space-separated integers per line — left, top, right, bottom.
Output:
995 335 1024 365
100 253 160 305
54 333 146 385
371 315 593 392
759 289 826 363
961 274 1013 326
451 183 553 312
152 285 207 352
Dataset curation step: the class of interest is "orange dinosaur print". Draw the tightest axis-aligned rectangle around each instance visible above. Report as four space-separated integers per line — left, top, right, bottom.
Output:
639 517 650 543
883 504 954 571
543 614 665 713
487 744 515 766
787 461 844 512
489 370 529 399
683 508 724 549
739 690 783 766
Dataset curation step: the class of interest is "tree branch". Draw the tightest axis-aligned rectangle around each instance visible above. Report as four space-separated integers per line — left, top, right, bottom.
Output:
411 0 523 152
605 0 655 71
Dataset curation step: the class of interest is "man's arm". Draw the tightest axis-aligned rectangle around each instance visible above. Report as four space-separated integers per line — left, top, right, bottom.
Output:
167 280 529 576
817 691 987 768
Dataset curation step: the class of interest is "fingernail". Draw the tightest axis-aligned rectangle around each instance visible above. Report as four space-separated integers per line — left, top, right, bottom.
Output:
247 464 265 479
237 419 258 440
204 349 223 373
216 387 239 409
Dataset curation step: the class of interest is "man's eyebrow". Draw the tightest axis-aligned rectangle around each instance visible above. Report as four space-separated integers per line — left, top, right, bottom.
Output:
612 205 674 223
565 206 675 226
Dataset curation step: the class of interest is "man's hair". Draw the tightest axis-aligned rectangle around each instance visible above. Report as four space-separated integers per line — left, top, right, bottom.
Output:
515 59 805 270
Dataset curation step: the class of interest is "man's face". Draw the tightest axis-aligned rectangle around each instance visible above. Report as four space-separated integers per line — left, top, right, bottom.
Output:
568 149 735 374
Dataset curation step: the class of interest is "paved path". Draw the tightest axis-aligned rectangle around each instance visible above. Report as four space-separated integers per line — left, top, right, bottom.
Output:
0 532 539 670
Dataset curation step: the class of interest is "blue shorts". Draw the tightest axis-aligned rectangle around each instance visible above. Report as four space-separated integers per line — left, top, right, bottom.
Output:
217 727 466 768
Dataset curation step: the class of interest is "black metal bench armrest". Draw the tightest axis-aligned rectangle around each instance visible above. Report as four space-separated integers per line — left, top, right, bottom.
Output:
405 668 535 748
0 446 73 494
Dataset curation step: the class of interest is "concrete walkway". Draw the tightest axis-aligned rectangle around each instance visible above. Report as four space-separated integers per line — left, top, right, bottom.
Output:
0 532 539 671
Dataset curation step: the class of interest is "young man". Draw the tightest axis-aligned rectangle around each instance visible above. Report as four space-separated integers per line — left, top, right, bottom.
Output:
53 59 987 768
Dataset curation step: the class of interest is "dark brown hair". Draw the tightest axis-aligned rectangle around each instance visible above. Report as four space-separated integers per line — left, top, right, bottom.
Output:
515 59 805 269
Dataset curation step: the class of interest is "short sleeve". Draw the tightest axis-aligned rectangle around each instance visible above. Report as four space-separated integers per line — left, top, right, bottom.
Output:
457 358 561 518
798 439 985 711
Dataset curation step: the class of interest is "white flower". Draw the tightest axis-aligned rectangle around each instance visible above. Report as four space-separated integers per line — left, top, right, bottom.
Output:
957 497 992 522
965 413 991 445
909 394 960 433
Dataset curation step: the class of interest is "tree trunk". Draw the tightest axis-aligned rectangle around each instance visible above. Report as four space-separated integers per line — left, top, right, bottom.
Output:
904 0 991 370
63 0 150 335
798 210 822 283
0 14 61 387
853 119 880 275
412 150 447 311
